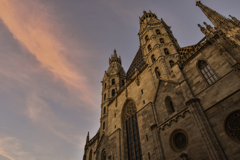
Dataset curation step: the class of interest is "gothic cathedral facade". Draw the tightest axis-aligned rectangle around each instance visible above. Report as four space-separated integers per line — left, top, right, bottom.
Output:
83 1 240 160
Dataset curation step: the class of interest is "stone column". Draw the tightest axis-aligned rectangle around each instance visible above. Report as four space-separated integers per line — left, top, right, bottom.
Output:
186 98 227 160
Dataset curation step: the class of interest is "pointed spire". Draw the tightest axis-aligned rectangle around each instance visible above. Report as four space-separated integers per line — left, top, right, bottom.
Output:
196 1 228 28
229 15 240 25
86 132 89 143
143 10 147 15
198 24 209 36
113 49 117 57
203 22 215 33
109 49 122 65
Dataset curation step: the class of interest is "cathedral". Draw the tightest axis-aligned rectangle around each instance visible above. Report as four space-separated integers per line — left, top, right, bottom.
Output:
83 1 240 160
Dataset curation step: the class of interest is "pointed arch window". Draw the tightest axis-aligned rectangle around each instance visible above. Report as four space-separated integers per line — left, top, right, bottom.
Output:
151 54 156 63
155 67 161 79
148 45 152 51
89 149 92 160
103 122 105 130
101 149 106 160
156 29 161 35
104 83 106 89
169 60 175 67
122 80 125 86
164 48 170 55
124 100 143 160
112 89 115 97
160 38 164 43
104 93 106 101
165 96 175 114
104 107 106 114
145 35 149 42
112 79 115 85
198 60 218 85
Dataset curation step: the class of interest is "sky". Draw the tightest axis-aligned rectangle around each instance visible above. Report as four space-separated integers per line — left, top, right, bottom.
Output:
0 0 239 159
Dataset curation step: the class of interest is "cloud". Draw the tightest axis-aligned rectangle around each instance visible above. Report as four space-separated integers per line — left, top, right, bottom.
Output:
25 93 84 146
0 0 97 107
0 136 35 160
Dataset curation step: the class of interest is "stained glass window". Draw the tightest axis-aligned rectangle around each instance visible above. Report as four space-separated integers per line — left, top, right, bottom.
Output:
125 101 143 160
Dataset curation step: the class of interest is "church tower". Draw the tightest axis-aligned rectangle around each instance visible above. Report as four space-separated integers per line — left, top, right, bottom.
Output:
138 11 180 81
100 50 126 135
196 1 240 47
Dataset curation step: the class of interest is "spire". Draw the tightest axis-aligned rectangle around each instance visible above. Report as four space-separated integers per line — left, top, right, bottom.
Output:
113 49 117 58
86 132 89 143
109 49 122 65
229 15 240 26
203 22 216 33
196 1 228 28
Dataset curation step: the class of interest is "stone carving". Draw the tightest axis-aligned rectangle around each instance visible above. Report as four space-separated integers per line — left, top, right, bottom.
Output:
225 110 240 142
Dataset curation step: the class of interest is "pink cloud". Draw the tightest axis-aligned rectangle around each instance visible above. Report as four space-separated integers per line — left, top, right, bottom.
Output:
0 136 35 160
0 0 97 107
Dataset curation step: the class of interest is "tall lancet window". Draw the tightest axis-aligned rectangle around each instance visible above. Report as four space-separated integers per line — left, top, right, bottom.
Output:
198 60 218 85
124 100 143 160
112 89 115 97
165 96 175 114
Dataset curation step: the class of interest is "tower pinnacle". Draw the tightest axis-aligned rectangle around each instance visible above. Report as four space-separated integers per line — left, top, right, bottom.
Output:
109 49 122 65
196 1 228 28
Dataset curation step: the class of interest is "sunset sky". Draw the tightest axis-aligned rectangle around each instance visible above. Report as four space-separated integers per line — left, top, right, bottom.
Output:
0 0 239 159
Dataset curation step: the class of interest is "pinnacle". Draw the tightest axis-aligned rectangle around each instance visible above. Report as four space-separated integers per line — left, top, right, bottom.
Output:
113 49 117 57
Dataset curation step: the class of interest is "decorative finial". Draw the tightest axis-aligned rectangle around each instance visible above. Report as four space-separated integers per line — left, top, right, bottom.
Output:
143 10 147 15
114 49 117 57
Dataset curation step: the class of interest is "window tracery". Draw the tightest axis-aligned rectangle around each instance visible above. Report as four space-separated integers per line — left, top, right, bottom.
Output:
225 110 240 142
101 149 106 160
124 100 143 160
198 60 218 85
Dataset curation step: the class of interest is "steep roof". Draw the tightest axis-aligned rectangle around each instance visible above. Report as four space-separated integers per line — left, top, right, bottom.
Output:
126 48 146 79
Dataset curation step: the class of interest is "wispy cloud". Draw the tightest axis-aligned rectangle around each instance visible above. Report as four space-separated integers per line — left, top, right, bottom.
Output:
0 136 35 160
0 0 96 107
26 93 84 146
